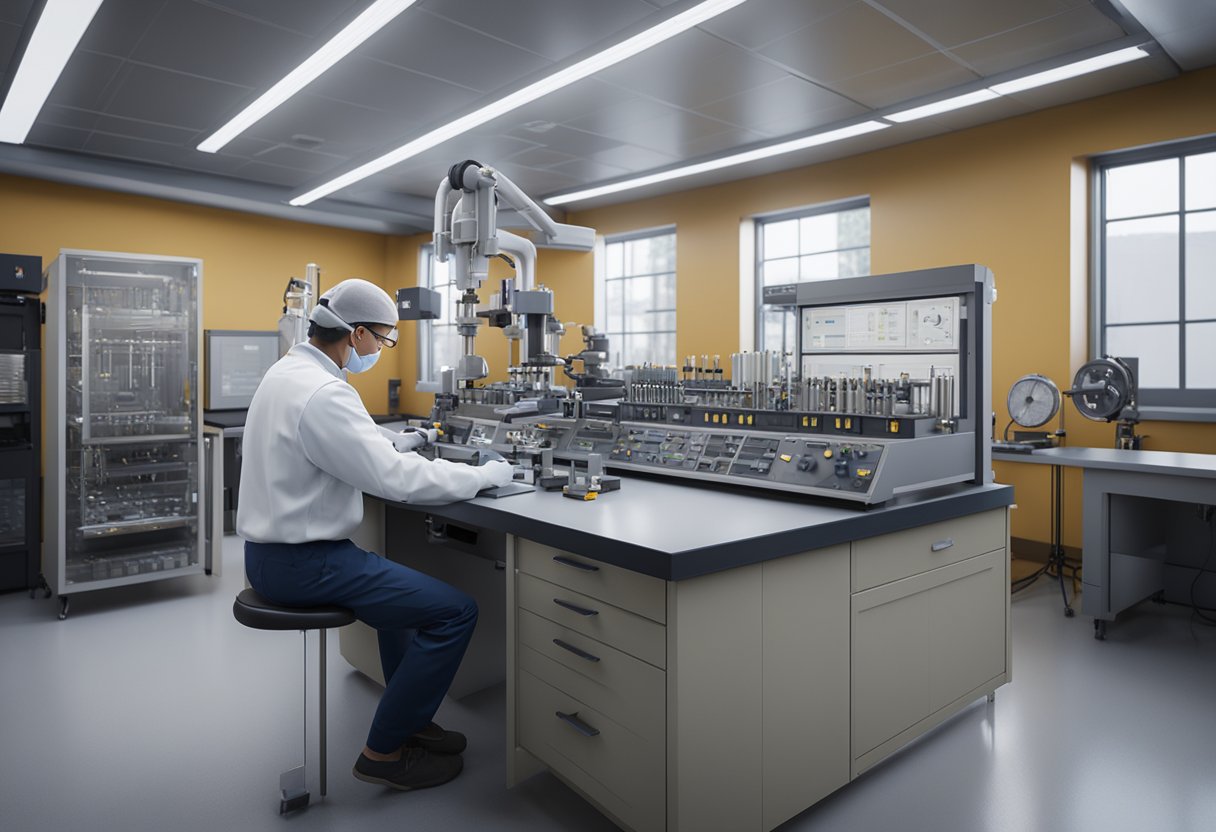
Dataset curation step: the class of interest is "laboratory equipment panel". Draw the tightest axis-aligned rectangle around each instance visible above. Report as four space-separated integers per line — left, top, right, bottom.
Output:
44 250 206 618
0 278 43 594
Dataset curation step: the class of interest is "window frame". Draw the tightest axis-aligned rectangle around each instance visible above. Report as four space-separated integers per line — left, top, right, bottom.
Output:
1091 134 1216 418
598 225 677 368
754 196 871 353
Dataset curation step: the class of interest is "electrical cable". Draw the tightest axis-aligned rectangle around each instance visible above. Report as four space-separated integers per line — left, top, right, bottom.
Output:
1002 418 1014 442
1188 514 1216 626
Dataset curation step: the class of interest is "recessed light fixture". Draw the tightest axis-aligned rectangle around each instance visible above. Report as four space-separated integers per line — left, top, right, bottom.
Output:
884 89 1000 124
198 0 422 154
544 121 890 206
288 0 750 206
989 45 1149 95
0 0 105 145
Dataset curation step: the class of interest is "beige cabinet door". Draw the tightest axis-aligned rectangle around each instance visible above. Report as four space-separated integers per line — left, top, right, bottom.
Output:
851 549 1007 766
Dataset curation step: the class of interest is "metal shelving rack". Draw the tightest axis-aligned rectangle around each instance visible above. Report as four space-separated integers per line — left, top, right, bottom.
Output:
44 250 205 619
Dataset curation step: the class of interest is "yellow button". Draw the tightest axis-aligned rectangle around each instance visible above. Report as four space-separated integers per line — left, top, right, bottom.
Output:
823 449 834 459
712 413 720 423
857 468 872 478
780 454 792 463
889 420 900 433
747 414 754 425
738 414 745 425
802 416 809 427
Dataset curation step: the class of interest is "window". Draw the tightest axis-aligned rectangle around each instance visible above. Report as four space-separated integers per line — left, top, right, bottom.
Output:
756 199 870 353
598 228 676 367
1094 136 1216 411
417 244 460 382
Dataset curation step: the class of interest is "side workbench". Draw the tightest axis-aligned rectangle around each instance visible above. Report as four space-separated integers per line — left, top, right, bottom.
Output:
342 476 1015 832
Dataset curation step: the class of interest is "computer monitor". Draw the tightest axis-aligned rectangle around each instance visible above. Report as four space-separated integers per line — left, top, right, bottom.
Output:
204 330 280 410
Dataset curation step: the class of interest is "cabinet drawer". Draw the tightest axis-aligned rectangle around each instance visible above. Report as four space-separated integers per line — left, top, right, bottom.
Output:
518 670 664 832
518 608 665 741
516 541 666 624
852 508 1005 592
517 572 666 669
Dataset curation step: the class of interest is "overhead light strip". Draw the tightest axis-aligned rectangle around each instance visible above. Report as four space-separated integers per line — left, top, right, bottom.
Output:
197 0 422 154
886 45 1150 123
0 0 105 145
544 121 891 206
288 0 749 206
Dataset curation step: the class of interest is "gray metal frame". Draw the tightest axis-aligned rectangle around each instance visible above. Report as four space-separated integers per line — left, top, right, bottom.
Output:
44 249 206 599
417 243 460 384
754 197 870 352
1091 134 1216 416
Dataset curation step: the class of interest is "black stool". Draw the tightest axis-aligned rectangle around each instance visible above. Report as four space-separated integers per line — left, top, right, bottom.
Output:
233 588 355 814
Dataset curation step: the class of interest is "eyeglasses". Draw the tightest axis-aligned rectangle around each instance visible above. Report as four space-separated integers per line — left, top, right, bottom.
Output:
361 326 398 348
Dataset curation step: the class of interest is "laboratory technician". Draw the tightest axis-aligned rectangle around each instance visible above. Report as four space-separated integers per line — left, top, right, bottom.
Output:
237 278 513 792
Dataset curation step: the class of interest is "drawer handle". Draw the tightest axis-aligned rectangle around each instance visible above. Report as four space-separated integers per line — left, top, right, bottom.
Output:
931 538 954 552
555 710 600 738
553 638 601 662
553 555 599 572
553 598 599 616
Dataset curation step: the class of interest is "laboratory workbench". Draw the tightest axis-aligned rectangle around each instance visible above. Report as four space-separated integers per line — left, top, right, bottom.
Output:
994 446 1216 637
342 475 1014 832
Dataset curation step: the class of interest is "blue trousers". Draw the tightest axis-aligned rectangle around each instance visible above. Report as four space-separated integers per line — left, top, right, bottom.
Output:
245 539 478 754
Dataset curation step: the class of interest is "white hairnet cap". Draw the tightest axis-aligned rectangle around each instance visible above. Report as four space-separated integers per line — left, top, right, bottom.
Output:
309 278 398 330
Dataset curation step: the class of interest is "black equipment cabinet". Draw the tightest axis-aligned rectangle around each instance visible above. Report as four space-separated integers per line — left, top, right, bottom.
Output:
0 274 43 594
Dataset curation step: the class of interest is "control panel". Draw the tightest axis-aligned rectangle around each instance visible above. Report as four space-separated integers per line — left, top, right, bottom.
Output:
604 424 884 497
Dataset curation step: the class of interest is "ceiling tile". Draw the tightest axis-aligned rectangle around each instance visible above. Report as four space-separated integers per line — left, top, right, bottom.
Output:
250 144 347 173
0 0 36 26
682 126 774 159
89 113 200 145
361 11 552 93
306 56 482 118
543 157 632 182
758 1 939 82
241 92 416 158
129 1 312 88
82 131 251 176
213 134 279 161
830 52 979 108
103 64 252 131
0 20 22 89
699 0 853 50
506 146 580 168
25 122 92 152
693 75 868 135
563 97 695 135
490 77 640 135
996 53 1177 113
45 50 124 112
230 160 314 188
199 0 364 38
587 143 680 171
502 123 627 157
591 29 788 109
576 106 764 157
870 0 1082 48
78 0 168 57
37 105 102 132
419 0 659 61
949 6 1129 77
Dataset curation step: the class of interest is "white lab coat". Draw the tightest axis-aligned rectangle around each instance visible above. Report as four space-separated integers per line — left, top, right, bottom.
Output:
237 342 509 544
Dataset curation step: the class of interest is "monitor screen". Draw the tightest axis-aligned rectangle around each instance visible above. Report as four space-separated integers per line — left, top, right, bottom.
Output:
204 330 280 410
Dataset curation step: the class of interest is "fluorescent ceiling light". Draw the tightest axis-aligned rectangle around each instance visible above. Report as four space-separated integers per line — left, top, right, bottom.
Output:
544 121 890 206
198 0 421 154
989 46 1149 95
0 0 105 145
884 89 999 124
289 0 749 206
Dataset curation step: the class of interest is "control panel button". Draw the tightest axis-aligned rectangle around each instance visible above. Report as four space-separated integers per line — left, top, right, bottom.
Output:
823 449 834 459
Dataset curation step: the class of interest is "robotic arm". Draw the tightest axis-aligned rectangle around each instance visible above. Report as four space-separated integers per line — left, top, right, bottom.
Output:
429 161 594 383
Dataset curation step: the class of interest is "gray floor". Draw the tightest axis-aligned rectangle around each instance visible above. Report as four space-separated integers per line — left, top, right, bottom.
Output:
2 538 1215 832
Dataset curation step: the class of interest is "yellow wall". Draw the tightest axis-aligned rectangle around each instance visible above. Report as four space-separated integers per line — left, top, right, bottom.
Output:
0 174 396 412
3 66 1214 547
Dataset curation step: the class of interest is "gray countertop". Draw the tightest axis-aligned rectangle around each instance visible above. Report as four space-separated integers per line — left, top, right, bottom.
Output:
993 446 1216 478
383 476 1013 581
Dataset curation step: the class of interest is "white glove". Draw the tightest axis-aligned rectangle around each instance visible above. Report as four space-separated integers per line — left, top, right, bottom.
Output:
482 459 515 488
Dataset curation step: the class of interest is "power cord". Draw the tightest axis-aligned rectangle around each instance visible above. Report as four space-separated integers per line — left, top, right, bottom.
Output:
1189 505 1216 627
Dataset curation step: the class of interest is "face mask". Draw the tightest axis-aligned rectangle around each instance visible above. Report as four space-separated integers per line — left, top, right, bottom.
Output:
345 344 380 374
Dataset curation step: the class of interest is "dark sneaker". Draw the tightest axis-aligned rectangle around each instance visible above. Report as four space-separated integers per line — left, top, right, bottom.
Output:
405 721 467 755
352 747 463 791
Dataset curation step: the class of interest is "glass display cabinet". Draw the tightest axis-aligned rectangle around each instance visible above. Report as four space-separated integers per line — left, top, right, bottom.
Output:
44 250 205 619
